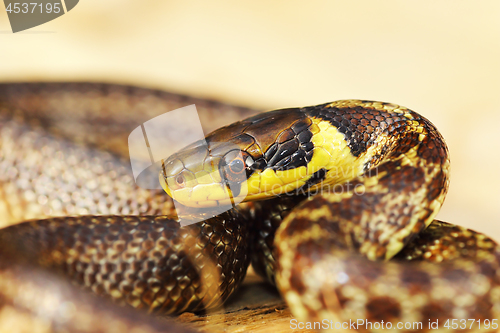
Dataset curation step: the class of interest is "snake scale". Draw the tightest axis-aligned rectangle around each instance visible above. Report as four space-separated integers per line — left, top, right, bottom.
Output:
0 83 498 333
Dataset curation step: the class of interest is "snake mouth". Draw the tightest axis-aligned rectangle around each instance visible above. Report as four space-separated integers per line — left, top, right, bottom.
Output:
160 173 249 208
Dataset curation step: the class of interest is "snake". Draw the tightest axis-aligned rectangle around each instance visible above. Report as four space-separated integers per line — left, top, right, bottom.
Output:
0 82 498 333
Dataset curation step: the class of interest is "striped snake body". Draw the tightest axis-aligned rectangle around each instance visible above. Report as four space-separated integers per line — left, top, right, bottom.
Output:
0 83 498 333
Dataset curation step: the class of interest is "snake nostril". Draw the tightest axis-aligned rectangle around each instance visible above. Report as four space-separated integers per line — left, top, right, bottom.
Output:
175 175 185 186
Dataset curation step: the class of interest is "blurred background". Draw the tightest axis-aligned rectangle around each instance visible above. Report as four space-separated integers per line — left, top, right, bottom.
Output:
1 1 499 239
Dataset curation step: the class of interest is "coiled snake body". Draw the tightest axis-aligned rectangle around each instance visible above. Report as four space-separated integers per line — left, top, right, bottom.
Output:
0 83 498 333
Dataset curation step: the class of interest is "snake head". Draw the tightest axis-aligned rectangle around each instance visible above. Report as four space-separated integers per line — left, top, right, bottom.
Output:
160 139 254 208
160 106 343 209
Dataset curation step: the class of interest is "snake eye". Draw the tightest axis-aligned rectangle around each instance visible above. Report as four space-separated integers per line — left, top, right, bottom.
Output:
221 150 247 183
228 158 245 174
220 150 254 197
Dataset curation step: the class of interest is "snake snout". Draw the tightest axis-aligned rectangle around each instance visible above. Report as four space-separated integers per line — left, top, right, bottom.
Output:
160 141 251 207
